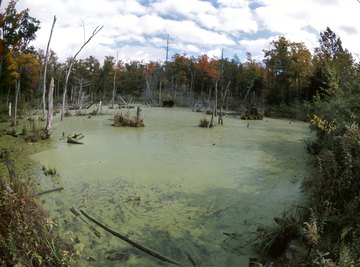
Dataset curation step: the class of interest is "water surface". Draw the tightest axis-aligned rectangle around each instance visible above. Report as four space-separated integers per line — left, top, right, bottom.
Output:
32 107 311 266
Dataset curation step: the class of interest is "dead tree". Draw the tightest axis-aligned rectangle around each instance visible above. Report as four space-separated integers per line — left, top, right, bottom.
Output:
12 74 21 135
218 81 231 125
42 15 56 118
110 51 119 108
61 26 103 120
45 77 54 137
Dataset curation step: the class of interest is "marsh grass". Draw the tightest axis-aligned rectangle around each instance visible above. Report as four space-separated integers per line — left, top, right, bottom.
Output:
113 110 144 127
22 120 48 142
42 165 57 176
199 117 210 128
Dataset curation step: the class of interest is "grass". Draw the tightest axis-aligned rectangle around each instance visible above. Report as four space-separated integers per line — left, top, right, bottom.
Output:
113 110 145 127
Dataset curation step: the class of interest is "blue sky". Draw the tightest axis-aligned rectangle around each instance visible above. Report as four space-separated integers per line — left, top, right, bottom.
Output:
2 0 360 63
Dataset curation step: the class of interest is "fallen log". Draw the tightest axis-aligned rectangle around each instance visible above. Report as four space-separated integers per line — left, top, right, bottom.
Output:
37 187 64 196
79 209 181 266
70 207 101 238
0 149 16 180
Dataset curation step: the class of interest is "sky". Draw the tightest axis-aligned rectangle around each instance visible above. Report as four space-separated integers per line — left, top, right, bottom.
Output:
1 0 360 64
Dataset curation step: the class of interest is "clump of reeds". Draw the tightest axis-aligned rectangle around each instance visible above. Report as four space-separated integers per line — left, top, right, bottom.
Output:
22 120 48 142
42 165 57 176
199 115 214 128
199 117 210 128
113 106 144 127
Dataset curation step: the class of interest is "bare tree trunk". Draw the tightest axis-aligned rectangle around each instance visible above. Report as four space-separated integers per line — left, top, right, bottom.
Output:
42 15 57 118
218 81 230 125
12 78 20 135
111 71 117 108
209 105 215 128
214 81 218 116
111 51 119 108
97 101 102 114
159 80 162 106
61 62 73 120
45 77 54 137
61 26 103 120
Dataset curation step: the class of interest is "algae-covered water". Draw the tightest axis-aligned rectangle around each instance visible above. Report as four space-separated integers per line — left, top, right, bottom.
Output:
31 107 311 266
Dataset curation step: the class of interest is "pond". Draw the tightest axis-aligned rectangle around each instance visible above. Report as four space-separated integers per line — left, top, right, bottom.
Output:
31 106 311 266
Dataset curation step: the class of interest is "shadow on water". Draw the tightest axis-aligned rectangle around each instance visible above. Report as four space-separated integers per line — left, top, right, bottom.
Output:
32 107 312 266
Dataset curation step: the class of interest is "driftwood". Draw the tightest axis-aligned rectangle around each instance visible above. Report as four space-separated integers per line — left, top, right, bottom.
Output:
67 133 84 144
79 209 181 266
37 186 64 196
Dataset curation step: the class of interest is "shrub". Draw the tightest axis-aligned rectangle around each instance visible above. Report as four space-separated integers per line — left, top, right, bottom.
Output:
113 107 144 127
0 171 76 266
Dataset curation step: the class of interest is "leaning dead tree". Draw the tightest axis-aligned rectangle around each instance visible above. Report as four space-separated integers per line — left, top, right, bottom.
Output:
61 25 103 120
42 15 56 119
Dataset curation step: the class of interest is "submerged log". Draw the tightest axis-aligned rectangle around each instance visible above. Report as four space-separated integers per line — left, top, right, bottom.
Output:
37 187 64 196
70 207 101 238
80 209 181 266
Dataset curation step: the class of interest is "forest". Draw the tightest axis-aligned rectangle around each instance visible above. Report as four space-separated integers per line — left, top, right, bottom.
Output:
1 0 336 121
1 0 360 266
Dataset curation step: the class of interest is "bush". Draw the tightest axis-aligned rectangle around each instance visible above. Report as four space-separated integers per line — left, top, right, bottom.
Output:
0 168 76 266
199 117 210 128
113 107 144 127
22 120 48 142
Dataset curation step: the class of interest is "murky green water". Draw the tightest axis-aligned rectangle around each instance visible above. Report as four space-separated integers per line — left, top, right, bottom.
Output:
32 107 311 266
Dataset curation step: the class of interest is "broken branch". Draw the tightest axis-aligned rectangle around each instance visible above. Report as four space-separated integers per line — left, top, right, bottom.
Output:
79 209 181 266
37 187 64 196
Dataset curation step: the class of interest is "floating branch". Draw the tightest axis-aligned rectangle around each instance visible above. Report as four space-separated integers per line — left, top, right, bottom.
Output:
37 187 64 196
79 209 181 266
70 207 101 238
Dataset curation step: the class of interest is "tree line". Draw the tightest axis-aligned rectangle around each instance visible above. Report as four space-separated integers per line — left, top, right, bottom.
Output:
1 0 357 117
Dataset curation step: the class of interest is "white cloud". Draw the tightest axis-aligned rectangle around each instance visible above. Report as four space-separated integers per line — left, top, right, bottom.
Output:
218 0 249 8
205 48 222 58
151 0 217 19
239 38 271 61
217 6 258 34
1 0 359 63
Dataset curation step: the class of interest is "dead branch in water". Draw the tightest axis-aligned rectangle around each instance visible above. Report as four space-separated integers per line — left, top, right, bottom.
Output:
69 207 101 238
37 187 64 196
79 209 181 266
67 133 85 144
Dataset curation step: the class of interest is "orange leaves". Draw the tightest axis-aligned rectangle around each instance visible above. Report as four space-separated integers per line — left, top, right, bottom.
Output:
144 60 158 77
195 54 220 81
3 51 40 86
